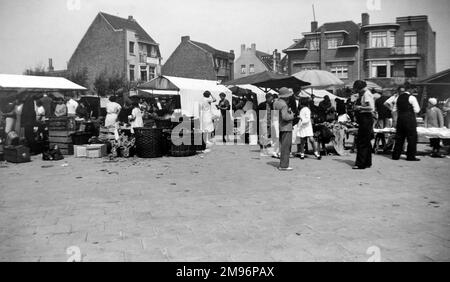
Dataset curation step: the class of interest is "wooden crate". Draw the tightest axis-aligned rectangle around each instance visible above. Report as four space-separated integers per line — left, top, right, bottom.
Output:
99 127 116 142
47 117 76 131
48 130 75 155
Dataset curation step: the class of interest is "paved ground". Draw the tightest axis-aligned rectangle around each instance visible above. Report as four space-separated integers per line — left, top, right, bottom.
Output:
0 144 449 262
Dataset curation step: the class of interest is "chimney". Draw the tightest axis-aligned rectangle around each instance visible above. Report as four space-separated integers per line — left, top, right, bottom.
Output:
181 36 190 42
251 43 256 51
128 15 134 21
311 21 318 32
241 44 246 52
273 49 278 73
48 58 54 72
362 13 370 26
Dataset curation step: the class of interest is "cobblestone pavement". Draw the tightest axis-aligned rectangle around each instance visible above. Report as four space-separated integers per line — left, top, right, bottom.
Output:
0 144 449 262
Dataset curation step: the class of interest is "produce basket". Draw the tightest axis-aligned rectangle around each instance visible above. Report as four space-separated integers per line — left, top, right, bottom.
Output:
134 127 163 158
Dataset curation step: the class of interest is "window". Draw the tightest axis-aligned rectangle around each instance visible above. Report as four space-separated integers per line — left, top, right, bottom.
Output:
308 39 319 50
129 65 135 81
241 65 246 74
404 60 417 77
404 31 417 54
140 66 148 81
249 64 255 74
369 31 395 48
293 63 319 73
330 64 348 79
369 61 391 78
149 67 156 80
129 42 135 55
327 38 343 49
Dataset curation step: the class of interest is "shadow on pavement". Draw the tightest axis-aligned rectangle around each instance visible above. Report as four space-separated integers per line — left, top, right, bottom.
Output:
332 158 355 168
266 161 279 168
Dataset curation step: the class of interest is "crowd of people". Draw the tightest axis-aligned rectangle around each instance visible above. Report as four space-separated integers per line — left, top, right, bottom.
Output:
200 80 450 171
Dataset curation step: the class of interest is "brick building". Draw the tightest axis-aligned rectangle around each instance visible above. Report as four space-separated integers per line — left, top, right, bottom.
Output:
162 36 235 82
234 43 281 79
283 20 361 85
361 14 436 88
283 13 436 88
67 12 162 92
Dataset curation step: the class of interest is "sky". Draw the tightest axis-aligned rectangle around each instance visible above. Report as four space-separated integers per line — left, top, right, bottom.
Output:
0 0 449 74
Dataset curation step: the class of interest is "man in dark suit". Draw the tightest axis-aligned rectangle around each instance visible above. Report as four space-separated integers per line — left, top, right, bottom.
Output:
273 88 295 171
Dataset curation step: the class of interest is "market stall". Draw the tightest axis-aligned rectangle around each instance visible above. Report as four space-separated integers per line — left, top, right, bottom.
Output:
138 75 232 118
0 74 89 161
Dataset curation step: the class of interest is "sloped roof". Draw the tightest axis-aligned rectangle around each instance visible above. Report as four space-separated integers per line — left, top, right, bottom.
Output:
416 68 450 85
255 50 274 71
100 12 158 45
190 40 234 59
321 21 360 45
284 20 359 52
284 38 307 52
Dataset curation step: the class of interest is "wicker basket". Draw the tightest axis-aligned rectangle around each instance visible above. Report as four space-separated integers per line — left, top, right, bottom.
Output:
155 119 174 129
134 127 164 158
170 129 196 157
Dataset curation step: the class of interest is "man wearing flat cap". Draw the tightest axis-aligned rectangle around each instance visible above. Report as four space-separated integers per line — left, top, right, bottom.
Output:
273 87 295 171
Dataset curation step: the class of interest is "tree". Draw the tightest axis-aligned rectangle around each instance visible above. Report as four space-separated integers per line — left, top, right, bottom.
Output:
23 65 47 76
66 67 89 88
108 73 126 96
93 72 109 97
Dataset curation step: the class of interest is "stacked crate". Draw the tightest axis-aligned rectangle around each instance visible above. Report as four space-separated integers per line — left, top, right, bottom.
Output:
98 126 116 143
47 117 75 155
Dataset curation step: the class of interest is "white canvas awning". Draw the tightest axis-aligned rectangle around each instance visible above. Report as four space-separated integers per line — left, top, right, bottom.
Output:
140 75 232 117
301 88 347 107
0 74 86 91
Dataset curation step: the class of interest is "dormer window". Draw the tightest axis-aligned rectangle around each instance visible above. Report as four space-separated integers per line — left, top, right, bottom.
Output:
308 39 319 50
328 38 344 49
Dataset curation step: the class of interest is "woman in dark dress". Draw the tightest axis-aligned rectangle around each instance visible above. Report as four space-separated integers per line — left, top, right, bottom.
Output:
216 93 232 143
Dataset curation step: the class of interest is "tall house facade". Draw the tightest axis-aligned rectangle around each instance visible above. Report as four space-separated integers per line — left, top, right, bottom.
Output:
162 36 235 82
68 12 162 91
283 20 361 85
361 14 436 88
283 13 436 88
234 43 281 79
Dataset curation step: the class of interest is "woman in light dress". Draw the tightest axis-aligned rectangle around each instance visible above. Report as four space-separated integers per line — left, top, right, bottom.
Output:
270 94 280 158
105 96 122 127
201 91 216 145
128 101 144 133
13 98 24 135
3 100 16 134
297 98 321 160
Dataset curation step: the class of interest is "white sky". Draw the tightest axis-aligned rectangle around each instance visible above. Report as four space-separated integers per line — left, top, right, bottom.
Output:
0 0 449 74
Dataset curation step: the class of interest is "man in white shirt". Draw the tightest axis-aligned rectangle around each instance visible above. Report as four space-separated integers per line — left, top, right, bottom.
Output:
384 86 404 127
66 96 79 117
392 86 421 161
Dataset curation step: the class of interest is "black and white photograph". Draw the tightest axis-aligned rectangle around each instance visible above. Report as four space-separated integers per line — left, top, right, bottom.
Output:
0 0 449 266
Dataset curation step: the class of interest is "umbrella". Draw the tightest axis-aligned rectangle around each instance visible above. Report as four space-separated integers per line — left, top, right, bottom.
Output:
224 71 310 91
346 80 383 92
292 70 344 89
228 86 251 96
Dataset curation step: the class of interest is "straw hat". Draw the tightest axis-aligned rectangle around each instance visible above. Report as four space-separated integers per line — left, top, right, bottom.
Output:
278 87 293 98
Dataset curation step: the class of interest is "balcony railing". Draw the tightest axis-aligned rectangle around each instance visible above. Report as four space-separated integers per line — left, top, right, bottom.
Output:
390 46 420 56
